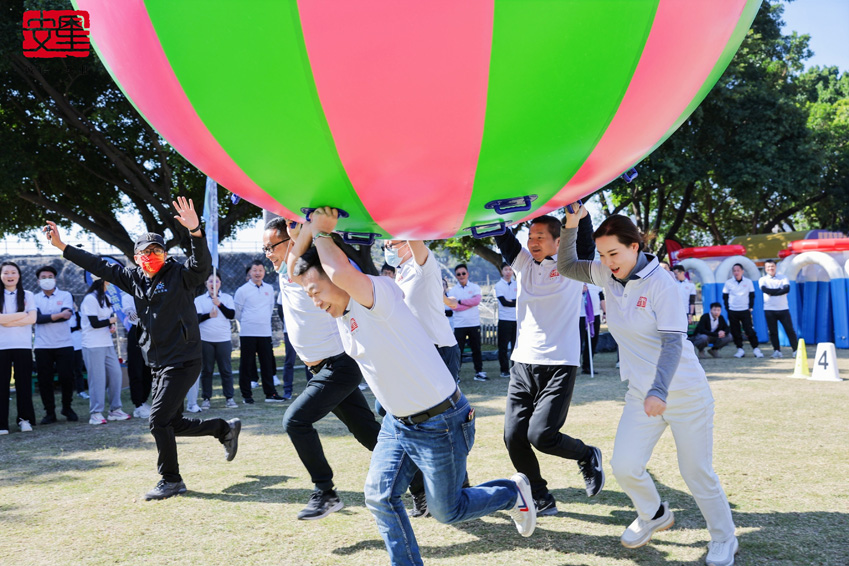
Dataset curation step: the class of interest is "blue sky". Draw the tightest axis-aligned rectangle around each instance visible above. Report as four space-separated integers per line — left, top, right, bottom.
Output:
780 0 849 71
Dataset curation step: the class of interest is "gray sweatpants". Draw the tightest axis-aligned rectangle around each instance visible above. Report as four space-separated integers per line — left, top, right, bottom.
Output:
82 346 123 414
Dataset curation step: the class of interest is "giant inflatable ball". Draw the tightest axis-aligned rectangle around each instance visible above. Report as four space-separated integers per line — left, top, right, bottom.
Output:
76 0 759 241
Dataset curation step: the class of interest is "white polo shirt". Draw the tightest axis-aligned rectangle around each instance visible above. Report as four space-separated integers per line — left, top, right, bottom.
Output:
234 281 275 337
195 292 236 343
722 276 754 311
395 252 457 348
34 288 74 349
338 276 456 417
447 281 481 328
0 290 35 350
493 277 517 322
278 273 344 363
587 256 705 396
676 278 696 315
759 274 790 311
80 293 115 349
511 249 582 366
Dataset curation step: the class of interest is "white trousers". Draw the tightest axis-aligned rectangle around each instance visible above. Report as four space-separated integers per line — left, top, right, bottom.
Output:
610 382 735 542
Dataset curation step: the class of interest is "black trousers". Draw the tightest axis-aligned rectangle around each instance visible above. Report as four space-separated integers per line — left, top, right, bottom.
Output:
238 336 277 399
454 326 482 373
727 309 759 349
765 309 799 352
579 315 601 372
35 346 74 416
0 349 36 430
127 325 152 407
149 359 229 482
690 334 734 352
504 363 588 498
497 320 517 374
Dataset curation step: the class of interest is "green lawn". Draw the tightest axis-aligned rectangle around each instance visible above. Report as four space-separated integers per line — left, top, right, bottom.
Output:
1 345 847 566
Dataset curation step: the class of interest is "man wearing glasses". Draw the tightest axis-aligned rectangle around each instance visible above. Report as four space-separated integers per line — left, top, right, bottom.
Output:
43 197 241 501
447 264 486 381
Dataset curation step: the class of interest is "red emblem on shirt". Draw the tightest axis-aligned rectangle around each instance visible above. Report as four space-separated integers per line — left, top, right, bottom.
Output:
636 296 647 308
549 268 559 279
350 318 358 332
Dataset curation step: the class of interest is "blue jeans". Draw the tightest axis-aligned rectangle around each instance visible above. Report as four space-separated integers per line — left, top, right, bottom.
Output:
365 394 517 566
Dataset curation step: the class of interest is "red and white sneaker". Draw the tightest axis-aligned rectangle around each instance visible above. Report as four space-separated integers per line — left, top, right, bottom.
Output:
107 409 131 421
89 412 107 425
510 473 536 537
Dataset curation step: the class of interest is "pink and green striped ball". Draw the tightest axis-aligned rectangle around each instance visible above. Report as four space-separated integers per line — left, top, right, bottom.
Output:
76 0 760 240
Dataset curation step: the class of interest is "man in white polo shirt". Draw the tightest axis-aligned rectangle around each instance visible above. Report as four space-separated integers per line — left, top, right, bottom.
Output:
195 273 237 408
234 260 286 403
494 262 517 378
447 264 486 381
263 217 395 522
494 213 604 518
759 260 798 359
672 265 696 324
722 264 763 358
291 207 536 566
33 265 79 425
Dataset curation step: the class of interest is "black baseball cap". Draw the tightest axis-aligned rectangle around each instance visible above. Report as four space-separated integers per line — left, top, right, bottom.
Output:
134 233 166 253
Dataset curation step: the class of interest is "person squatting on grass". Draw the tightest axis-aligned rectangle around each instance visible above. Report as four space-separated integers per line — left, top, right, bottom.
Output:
44 197 240 501
289 207 536 566
558 204 738 566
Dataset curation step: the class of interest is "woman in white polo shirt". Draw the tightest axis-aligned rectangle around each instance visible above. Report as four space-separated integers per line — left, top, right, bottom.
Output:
0 261 38 434
80 278 129 425
558 206 738 566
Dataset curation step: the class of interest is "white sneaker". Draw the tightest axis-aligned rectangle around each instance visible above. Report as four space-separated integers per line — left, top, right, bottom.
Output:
250 381 258 389
771 350 783 359
89 412 107 425
509 473 536 537
19 420 33 432
706 535 739 566
201 399 211 410
78 391 90 399
616 361 620 368
0 429 8 435
753 347 764 358
273 376 282 386
358 382 369 391
733 348 745 358
225 398 238 409
620 501 674 548
107 409 131 421
186 404 202 413
133 403 151 419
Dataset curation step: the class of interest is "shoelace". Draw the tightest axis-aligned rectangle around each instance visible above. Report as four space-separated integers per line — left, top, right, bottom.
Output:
707 540 730 557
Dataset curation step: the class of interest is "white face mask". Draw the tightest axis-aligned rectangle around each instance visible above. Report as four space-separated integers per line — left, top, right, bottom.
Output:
39 278 56 291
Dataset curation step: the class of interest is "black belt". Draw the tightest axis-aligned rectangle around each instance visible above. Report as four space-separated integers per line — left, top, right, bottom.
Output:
396 387 462 425
307 353 346 375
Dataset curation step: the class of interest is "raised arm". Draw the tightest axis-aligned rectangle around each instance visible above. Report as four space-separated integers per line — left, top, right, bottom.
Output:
494 229 522 265
173 197 212 288
407 240 430 267
557 202 595 284
308 207 375 308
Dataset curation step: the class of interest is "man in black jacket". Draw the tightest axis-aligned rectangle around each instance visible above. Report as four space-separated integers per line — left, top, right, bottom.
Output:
44 197 240 500
690 302 734 358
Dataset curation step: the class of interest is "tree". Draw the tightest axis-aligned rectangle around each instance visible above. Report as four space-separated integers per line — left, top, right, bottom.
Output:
1 0 260 258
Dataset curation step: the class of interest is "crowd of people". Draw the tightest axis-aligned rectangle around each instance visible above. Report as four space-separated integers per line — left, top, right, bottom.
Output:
2 200 808 566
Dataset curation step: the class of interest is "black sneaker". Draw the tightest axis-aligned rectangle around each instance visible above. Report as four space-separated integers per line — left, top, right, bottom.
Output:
534 492 558 516
222 418 241 462
297 489 344 520
265 393 286 403
144 480 187 501
243 398 255 405
577 446 605 497
61 407 79 422
410 490 430 518
40 414 57 425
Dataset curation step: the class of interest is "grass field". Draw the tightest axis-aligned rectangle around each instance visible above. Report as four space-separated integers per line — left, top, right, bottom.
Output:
1 344 847 566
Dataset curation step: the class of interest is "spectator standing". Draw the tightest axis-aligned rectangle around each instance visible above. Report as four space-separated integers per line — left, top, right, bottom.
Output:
447 264 486 381
0 261 37 434
494 263 517 378
380 263 396 278
69 309 88 399
80 278 129 425
33 265 79 424
195 273 237 409
122 291 152 418
579 283 605 375
443 278 456 330
234 260 286 403
759 260 798 358
690 303 734 357
672 265 696 324
722 264 763 358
